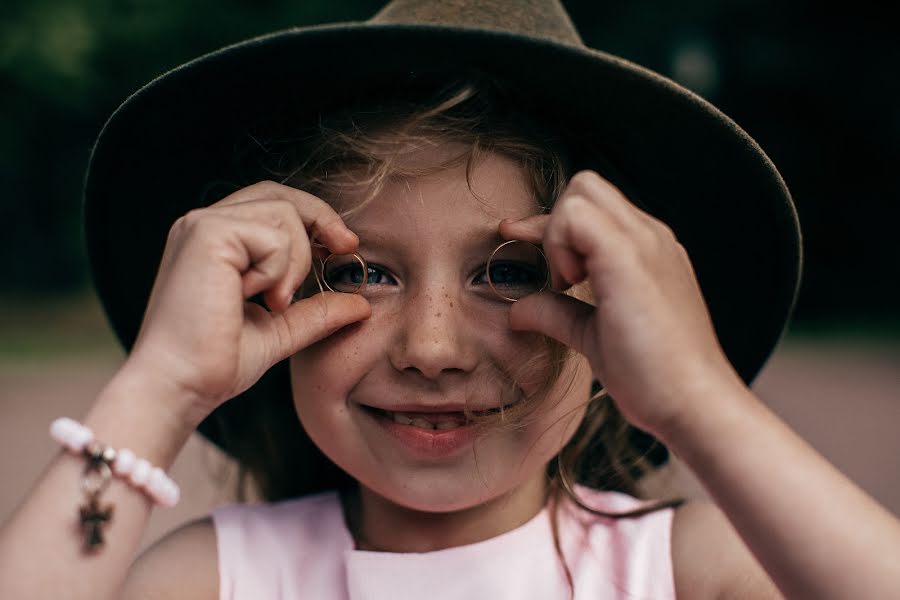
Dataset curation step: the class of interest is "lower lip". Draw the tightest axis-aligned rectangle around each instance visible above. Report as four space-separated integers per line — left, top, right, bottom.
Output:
361 407 478 459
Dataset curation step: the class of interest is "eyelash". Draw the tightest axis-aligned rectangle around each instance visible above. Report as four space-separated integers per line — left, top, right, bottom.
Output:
328 262 539 288
340 263 396 286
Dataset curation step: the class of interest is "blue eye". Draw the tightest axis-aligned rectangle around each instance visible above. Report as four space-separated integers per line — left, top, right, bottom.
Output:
474 261 546 301
326 262 395 292
480 262 542 286
481 240 549 300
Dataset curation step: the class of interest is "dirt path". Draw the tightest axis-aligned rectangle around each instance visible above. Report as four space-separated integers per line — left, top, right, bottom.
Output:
1 337 898 551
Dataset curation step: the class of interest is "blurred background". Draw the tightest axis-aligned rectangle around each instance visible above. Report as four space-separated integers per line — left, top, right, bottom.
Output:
1 0 898 551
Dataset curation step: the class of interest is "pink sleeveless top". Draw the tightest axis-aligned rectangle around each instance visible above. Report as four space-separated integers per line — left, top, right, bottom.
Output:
212 485 675 599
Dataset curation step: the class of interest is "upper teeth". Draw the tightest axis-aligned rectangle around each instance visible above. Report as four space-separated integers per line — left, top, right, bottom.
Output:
389 412 465 430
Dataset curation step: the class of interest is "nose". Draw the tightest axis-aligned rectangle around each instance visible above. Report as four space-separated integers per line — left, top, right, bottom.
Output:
388 285 479 381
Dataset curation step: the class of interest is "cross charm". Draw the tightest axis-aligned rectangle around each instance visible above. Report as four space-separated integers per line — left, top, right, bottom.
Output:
79 496 114 552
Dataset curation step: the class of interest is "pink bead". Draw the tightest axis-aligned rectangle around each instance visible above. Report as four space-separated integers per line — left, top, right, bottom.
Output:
48 417 180 508
163 487 179 507
147 467 167 497
130 459 152 487
161 480 181 508
49 417 72 436
50 417 93 452
145 468 174 507
54 420 93 452
148 466 166 484
50 418 82 452
71 426 93 451
49 417 76 447
151 469 178 507
113 448 136 476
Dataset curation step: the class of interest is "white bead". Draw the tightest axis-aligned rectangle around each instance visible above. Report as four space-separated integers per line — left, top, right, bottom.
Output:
163 480 181 507
49 418 74 446
154 486 170 507
147 467 167 499
156 480 178 507
148 466 166 485
148 469 180 507
50 417 74 438
59 428 78 450
130 459 152 487
49 417 92 453
48 417 180 507
113 448 136 476
69 425 94 452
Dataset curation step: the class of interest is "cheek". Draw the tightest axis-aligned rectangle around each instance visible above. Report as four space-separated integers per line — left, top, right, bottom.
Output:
289 345 372 482
519 355 593 458
290 321 369 392
288 325 370 444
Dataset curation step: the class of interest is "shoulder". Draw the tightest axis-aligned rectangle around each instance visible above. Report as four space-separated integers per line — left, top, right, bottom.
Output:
210 491 343 554
671 500 783 599
565 486 678 598
566 486 677 547
122 516 218 600
121 493 344 600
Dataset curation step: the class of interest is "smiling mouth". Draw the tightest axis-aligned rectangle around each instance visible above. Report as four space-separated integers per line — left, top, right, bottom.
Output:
361 402 518 431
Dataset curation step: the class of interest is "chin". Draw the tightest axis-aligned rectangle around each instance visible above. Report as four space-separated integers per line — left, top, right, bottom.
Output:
361 470 508 514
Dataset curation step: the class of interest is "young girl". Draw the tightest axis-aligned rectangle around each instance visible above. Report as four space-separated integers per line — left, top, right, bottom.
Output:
2 1 900 598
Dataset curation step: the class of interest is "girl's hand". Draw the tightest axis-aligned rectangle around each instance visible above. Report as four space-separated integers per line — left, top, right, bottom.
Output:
124 181 372 426
502 170 744 440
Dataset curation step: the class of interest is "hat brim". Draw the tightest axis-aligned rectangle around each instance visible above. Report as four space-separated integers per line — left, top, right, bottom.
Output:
84 23 802 462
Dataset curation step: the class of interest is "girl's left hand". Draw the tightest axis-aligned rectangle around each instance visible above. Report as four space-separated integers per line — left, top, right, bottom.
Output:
502 170 746 441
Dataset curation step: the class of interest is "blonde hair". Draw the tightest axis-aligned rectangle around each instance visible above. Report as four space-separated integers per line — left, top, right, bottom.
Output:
224 70 681 598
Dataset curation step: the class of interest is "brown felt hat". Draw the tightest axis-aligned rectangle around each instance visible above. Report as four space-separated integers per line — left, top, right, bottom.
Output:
83 0 803 481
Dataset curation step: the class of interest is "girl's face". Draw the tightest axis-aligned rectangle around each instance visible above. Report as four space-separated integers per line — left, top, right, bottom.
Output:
289 143 593 513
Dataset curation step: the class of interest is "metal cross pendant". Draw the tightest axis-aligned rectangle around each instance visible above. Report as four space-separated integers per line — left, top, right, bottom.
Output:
79 496 114 552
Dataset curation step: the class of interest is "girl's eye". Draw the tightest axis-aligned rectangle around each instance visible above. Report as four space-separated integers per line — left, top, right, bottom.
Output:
475 261 547 300
324 261 395 293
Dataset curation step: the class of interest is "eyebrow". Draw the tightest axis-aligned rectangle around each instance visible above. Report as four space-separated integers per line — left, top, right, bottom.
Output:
352 226 505 252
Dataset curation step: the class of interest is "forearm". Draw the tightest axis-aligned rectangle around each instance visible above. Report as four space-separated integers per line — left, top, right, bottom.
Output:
0 365 198 600
661 378 900 599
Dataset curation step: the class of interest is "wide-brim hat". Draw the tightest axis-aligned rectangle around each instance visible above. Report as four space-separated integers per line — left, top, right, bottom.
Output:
83 0 802 477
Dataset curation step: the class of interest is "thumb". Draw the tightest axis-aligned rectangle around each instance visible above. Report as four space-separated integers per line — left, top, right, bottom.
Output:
271 292 372 361
509 291 595 356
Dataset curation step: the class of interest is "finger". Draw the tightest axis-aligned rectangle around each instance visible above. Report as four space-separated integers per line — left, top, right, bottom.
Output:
203 200 312 311
542 200 590 291
222 220 293 302
187 214 293 301
263 292 372 362
498 214 549 244
211 180 359 255
508 291 595 357
544 194 632 292
565 170 645 233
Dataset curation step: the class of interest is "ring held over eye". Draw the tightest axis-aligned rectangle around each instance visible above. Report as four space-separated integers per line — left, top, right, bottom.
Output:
308 240 550 302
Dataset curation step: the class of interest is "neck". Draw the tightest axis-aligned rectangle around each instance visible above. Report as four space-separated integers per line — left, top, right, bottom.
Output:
342 475 551 553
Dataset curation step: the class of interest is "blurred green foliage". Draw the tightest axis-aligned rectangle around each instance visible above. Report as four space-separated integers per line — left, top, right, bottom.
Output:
1 0 898 328
0 0 382 294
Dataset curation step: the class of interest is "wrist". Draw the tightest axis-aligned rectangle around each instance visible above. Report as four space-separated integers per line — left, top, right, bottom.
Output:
82 363 203 469
654 372 758 457
117 359 213 426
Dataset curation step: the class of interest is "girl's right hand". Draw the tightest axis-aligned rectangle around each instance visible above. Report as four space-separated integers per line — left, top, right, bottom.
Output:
123 180 371 426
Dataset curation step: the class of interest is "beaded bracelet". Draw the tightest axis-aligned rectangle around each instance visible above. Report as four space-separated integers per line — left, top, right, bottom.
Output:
50 417 180 552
